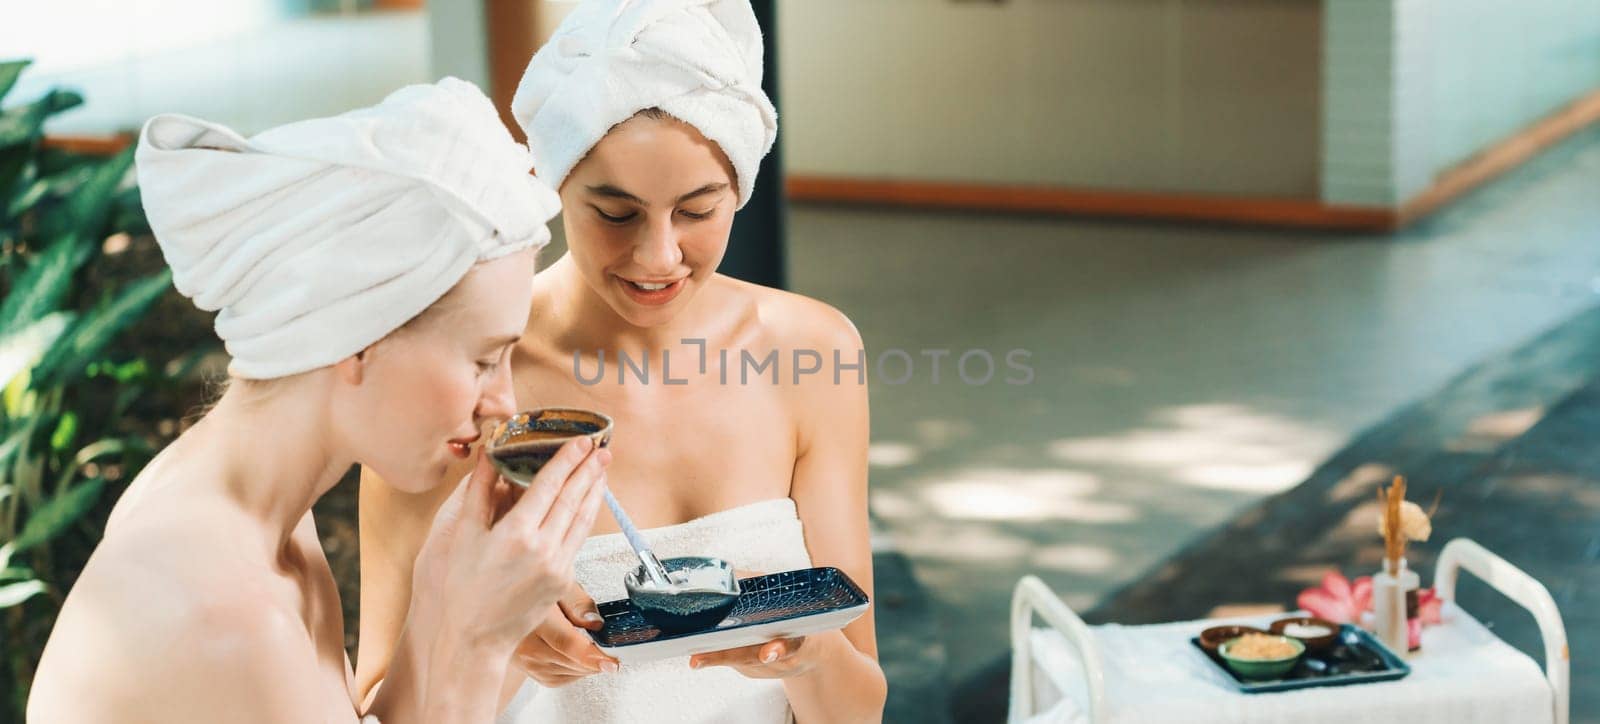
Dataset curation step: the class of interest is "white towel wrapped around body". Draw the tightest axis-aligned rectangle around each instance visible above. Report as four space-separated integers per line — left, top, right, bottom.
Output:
511 0 777 207
136 77 560 379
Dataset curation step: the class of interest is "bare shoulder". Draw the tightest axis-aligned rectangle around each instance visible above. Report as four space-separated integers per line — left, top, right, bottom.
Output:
31 526 321 722
713 274 864 352
710 276 868 457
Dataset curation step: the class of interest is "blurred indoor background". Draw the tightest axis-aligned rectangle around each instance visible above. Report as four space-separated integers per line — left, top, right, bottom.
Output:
3 1 1598 721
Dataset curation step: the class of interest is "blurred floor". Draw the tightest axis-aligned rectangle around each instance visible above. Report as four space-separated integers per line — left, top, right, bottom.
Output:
784 126 1600 685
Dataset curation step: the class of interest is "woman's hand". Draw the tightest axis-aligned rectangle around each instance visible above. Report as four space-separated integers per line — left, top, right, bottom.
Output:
410 437 610 656
688 633 845 680
511 586 621 686
686 568 836 680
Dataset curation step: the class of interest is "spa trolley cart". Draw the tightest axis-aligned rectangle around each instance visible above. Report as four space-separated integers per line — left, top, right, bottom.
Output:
1008 538 1571 724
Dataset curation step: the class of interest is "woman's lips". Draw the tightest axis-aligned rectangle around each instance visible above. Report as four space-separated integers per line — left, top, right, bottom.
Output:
618 276 686 306
447 435 479 459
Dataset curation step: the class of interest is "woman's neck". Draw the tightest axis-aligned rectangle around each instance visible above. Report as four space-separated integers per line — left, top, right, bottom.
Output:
178 381 353 553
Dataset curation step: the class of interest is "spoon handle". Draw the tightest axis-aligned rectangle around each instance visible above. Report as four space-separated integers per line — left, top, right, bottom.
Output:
602 488 672 585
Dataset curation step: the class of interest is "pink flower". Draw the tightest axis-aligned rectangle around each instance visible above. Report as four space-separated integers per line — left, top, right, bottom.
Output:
1416 587 1442 625
1295 570 1443 627
1297 571 1373 624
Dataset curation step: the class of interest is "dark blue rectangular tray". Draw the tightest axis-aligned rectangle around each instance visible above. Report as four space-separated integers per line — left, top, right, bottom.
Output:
1190 624 1411 694
588 566 870 650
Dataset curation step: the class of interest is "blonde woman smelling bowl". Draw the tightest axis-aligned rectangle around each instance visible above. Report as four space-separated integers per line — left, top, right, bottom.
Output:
28 79 609 724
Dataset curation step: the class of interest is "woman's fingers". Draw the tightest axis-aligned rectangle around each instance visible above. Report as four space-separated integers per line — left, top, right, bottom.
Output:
557 586 605 631
536 615 614 672
540 448 606 537
514 623 591 674
558 468 608 562
460 449 501 528
690 638 804 669
499 437 594 531
527 670 590 688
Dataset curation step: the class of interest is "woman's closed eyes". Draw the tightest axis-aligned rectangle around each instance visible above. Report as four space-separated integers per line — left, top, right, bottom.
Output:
591 205 718 225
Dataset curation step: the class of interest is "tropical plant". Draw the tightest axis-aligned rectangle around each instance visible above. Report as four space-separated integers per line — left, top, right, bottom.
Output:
0 58 188 717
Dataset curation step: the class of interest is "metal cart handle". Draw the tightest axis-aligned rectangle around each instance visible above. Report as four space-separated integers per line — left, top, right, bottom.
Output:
1434 537 1569 724
1009 575 1107 723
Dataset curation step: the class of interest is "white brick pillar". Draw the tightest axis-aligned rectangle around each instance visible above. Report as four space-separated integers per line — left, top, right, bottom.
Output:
1322 0 1434 207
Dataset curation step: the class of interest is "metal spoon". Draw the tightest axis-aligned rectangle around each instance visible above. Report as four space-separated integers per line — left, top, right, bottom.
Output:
602 487 673 587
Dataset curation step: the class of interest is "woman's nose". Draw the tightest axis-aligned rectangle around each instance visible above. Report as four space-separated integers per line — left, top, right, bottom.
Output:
478 362 517 422
633 215 684 272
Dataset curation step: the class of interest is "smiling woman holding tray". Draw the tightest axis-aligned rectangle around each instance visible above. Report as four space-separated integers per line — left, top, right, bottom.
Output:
354 1 886 722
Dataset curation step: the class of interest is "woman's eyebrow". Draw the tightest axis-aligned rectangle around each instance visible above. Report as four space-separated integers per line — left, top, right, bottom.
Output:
585 184 645 204
584 183 729 205
676 183 729 204
484 334 522 350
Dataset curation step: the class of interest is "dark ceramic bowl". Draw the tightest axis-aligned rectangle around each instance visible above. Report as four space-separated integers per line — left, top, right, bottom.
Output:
488 408 613 486
623 556 741 633
1198 625 1268 654
1269 616 1341 652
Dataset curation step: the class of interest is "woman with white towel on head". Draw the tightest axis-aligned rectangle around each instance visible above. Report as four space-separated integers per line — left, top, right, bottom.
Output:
27 79 609 723
355 1 888 722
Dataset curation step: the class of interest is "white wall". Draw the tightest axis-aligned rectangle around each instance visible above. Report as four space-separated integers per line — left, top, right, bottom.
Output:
5 4 430 136
1322 0 1600 207
428 0 489 89
1 0 295 77
777 0 1323 198
1426 0 1600 175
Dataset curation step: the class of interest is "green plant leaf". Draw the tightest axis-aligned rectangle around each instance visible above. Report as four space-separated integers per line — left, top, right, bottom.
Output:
49 411 78 452
55 439 142 497
0 579 46 608
5 176 47 219
0 311 71 389
0 89 83 150
2 366 31 415
0 143 32 220
110 185 149 234
11 477 105 553
0 232 92 334
36 269 172 381
0 568 33 583
0 541 13 570
109 359 149 383
62 145 133 235
0 429 24 472
0 59 30 104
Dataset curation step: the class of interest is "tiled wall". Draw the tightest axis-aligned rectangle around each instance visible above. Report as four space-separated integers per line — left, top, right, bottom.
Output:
1323 0 1600 207
778 0 1325 199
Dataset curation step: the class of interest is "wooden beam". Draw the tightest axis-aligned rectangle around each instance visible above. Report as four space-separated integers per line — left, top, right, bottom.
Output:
40 83 1600 234
483 0 540 143
41 133 133 155
787 176 1399 232
789 87 1600 232
1398 88 1600 226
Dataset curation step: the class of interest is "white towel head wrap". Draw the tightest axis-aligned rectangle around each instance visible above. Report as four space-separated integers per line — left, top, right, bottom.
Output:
136 77 561 380
511 0 777 208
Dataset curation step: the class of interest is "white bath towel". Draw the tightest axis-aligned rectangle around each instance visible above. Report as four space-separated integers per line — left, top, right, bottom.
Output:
499 498 810 724
136 77 560 379
511 0 777 208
